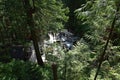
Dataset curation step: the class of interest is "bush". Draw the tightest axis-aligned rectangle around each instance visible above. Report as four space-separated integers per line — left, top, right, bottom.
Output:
0 60 52 80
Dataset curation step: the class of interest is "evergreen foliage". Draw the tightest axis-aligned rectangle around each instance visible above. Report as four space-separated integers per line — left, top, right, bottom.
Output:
74 0 120 79
0 0 120 80
0 60 52 80
0 0 68 44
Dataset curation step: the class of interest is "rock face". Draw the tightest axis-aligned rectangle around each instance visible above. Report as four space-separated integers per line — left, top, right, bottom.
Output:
28 45 37 63
56 30 78 50
41 30 78 61
45 30 78 50
29 45 47 63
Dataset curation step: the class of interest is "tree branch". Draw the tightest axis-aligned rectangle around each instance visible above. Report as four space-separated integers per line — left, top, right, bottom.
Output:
94 3 120 80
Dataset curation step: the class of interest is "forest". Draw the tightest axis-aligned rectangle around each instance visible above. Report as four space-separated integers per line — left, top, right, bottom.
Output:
0 0 120 80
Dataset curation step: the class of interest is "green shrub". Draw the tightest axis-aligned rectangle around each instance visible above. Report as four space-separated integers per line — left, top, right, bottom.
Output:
0 60 52 80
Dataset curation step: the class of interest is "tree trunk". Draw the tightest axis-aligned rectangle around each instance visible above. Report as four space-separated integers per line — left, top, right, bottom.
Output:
22 0 44 66
52 63 58 80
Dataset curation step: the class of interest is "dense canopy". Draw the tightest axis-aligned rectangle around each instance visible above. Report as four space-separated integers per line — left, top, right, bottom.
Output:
0 0 120 80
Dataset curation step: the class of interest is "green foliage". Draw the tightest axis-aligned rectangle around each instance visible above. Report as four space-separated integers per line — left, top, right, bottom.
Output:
0 60 53 80
73 0 120 79
0 0 69 79
76 0 116 41
57 40 120 80
34 0 69 35
66 41 92 80
0 0 69 44
1 0 120 80
42 43 65 79
75 0 120 51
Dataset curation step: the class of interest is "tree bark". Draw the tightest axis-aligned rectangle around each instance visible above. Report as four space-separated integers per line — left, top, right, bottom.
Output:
52 63 58 80
22 0 44 66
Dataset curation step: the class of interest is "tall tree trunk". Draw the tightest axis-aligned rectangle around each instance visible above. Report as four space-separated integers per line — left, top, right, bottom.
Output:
22 0 44 66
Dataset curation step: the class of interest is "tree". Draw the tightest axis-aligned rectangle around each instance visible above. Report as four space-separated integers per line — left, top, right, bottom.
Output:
23 0 44 66
72 0 120 79
0 0 68 66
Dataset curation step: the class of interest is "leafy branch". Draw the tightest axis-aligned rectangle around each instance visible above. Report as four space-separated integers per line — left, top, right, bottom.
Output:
94 3 120 80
